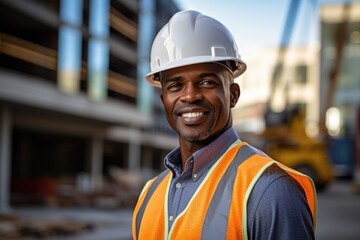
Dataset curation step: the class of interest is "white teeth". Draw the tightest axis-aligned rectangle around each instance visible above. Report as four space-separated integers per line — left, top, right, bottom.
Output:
182 112 204 118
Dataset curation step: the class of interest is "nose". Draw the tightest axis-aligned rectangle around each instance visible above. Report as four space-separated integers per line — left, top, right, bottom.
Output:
179 83 203 103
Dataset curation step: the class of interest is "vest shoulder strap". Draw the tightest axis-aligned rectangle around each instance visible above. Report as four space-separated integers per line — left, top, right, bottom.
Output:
135 169 170 239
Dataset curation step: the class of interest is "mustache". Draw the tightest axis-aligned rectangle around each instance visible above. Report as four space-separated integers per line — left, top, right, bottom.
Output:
173 102 212 114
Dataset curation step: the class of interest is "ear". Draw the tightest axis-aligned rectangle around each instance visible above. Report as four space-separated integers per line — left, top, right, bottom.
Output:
230 83 240 108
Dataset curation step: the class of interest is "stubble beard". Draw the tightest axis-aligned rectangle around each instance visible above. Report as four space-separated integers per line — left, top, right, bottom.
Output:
179 126 214 143
176 115 216 143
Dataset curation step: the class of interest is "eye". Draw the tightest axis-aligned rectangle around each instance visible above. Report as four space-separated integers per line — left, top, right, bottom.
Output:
199 80 218 88
167 82 183 92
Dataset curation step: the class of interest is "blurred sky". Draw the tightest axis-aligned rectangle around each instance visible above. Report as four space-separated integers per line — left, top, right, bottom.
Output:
174 0 360 58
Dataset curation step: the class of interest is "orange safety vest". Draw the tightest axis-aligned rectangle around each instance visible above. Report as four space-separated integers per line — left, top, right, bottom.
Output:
132 141 317 240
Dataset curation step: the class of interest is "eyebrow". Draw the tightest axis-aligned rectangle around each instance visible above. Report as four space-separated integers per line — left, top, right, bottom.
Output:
162 76 182 86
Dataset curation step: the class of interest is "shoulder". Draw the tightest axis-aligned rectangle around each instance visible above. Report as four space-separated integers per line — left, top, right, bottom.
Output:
249 164 306 202
247 164 314 240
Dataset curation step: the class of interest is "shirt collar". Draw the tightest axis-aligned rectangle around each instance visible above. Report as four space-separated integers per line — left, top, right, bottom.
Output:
164 147 182 176
164 127 240 179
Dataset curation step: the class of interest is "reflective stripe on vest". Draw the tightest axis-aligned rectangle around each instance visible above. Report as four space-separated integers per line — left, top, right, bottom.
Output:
133 142 316 240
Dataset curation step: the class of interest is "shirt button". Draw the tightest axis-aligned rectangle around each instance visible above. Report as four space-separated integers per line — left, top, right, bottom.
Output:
193 173 198 179
169 216 174 221
176 183 182 189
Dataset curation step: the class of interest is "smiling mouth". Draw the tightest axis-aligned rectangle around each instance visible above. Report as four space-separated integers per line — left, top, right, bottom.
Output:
181 112 205 118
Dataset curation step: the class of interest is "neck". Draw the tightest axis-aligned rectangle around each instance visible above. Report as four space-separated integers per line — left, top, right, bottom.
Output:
178 127 230 171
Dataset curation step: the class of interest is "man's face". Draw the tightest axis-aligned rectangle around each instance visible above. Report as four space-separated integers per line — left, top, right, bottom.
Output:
160 63 240 144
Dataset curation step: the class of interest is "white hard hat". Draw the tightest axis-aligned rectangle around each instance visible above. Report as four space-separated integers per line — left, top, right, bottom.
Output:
146 10 247 87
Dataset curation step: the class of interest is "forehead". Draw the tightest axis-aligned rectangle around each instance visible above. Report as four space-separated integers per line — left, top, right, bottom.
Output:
161 62 229 80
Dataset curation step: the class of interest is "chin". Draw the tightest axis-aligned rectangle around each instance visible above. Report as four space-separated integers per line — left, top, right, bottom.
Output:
180 129 213 143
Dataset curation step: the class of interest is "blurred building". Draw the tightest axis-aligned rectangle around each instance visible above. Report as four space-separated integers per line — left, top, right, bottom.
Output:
320 2 360 136
319 2 360 177
233 44 320 136
0 0 180 211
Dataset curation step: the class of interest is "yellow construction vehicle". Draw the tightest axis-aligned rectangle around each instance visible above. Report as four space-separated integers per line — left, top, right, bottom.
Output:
258 106 334 190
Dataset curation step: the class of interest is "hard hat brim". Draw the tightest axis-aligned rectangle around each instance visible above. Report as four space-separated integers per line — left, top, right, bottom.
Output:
146 57 247 88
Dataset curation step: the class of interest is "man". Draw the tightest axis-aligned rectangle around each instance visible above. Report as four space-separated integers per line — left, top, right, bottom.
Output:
132 10 316 240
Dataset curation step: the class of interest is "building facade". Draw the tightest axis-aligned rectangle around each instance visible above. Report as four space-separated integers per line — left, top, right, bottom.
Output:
319 2 360 136
319 2 360 177
0 0 180 212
